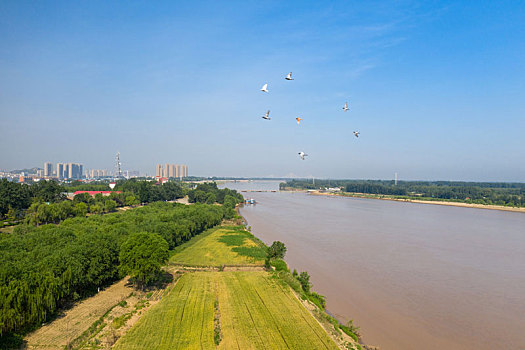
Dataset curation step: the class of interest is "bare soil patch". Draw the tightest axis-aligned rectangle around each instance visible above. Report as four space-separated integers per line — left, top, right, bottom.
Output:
24 279 134 349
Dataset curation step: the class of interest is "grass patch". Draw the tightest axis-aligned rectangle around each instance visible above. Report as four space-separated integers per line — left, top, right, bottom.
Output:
232 246 267 259
218 234 246 246
112 313 133 330
270 258 289 272
213 298 222 346
170 226 266 266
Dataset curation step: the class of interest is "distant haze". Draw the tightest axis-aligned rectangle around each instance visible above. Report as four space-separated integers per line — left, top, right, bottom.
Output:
1 1 524 181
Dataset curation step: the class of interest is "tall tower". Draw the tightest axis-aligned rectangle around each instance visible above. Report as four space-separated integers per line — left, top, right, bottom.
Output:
44 162 53 177
156 164 163 177
57 163 64 179
395 172 398 186
115 152 122 178
64 163 70 179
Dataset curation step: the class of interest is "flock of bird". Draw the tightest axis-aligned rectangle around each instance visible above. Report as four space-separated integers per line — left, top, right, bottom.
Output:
259 72 359 161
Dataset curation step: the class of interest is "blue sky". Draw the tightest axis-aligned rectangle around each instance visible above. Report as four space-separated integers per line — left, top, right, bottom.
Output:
1 1 524 180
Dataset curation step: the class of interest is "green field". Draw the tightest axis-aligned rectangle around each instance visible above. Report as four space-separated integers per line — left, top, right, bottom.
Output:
114 271 338 350
170 226 267 266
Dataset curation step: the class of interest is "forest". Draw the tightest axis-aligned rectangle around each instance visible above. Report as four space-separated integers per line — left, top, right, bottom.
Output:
187 182 243 206
0 179 185 225
281 179 525 207
0 202 232 341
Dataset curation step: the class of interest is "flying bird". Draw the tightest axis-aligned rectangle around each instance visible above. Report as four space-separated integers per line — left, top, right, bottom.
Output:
296 117 303 125
353 131 360 138
261 83 269 93
343 102 349 112
262 110 271 120
285 72 294 80
298 152 308 160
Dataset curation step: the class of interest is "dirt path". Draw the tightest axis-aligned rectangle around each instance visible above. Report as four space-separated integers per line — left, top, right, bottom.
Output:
24 279 134 349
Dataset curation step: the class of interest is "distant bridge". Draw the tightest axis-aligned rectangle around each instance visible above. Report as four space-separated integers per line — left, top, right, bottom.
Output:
240 190 279 193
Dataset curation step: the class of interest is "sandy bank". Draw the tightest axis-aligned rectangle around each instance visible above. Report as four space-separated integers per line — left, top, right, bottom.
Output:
308 191 525 213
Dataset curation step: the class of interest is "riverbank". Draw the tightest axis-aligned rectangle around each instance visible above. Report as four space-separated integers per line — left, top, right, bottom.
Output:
113 225 362 349
307 190 525 213
238 189 525 349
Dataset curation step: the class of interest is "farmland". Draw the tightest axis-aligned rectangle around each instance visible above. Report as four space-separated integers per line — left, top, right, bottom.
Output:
170 226 267 266
114 271 339 350
24 278 134 349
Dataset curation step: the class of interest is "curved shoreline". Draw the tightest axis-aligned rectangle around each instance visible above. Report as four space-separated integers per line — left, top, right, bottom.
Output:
238 207 371 350
305 190 525 213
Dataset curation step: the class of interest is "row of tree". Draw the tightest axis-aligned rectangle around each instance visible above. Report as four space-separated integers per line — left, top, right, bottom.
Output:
281 179 525 207
187 182 244 218
0 179 65 218
0 179 186 222
0 202 225 337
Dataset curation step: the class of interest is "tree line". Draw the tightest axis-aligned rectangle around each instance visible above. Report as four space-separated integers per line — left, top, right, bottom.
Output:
0 202 227 340
0 179 187 225
187 182 244 218
281 179 525 207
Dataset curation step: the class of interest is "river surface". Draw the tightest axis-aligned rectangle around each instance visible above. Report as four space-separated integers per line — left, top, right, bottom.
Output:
220 181 525 350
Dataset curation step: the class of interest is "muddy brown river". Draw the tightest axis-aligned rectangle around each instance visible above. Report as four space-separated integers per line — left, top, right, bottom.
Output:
221 181 525 350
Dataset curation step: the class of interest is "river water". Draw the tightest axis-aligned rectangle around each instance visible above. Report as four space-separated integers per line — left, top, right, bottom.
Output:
220 181 525 350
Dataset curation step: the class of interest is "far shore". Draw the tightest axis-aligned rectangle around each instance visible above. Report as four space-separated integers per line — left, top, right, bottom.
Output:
305 190 525 213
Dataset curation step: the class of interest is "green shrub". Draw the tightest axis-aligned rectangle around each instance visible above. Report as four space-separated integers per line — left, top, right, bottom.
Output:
271 259 289 272
112 313 133 329
308 292 326 309
275 271 302 293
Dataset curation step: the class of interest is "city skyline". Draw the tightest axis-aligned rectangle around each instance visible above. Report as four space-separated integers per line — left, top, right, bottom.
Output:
1 2 524 181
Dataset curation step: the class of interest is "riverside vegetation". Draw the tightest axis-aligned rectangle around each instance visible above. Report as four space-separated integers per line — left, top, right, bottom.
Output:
0 182 244 348
0 179 186 227
281 179 525 207
1 181 362 349
115 224 362 349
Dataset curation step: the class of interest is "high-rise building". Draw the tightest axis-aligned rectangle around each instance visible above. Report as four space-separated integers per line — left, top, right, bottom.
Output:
57 163 64 179
89 169 108 178
155 163 188 179
68 163 74 179
44 162 53 177
65 163 83 179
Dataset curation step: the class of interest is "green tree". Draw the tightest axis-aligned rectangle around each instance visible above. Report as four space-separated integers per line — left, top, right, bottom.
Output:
74 202 88 217
90 204 102 215
125 195 139 206
298 271 311 294
73 192 94 205
268 241 287 260
119 233 169 289
104 200 117 213
223 195 237 209
0 179 32 217
206 192 217 204
6 206 16 222
31 180 66 203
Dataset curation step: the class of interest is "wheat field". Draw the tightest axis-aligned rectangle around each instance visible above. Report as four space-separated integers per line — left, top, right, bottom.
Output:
114 271 338 349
